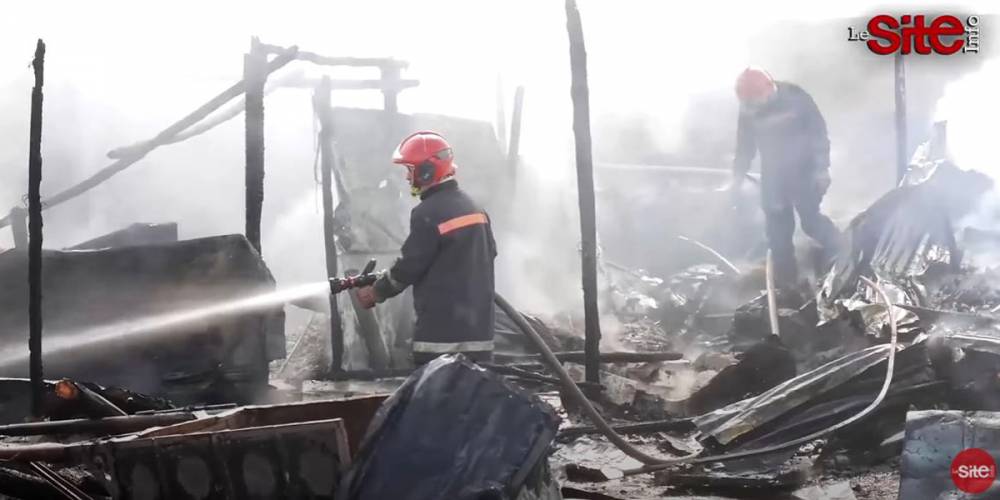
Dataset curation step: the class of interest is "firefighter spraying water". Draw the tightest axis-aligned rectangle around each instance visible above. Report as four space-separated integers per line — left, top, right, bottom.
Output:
354 132 498 366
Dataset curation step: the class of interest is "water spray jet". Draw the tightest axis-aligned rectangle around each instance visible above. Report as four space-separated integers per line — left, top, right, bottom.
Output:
0 281 331 370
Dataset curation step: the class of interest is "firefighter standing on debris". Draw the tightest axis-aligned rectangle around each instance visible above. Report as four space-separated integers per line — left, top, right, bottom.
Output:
730 67 841 287
356 131 497 365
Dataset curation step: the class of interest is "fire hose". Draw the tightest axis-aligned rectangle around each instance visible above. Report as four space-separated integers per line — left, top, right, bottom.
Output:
494 273 899 477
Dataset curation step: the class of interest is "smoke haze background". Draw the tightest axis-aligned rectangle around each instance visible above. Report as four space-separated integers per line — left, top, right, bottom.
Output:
0 0 997 327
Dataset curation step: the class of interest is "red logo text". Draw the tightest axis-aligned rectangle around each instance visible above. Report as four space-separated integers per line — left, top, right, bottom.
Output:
847 15 980 55
951 448 996 494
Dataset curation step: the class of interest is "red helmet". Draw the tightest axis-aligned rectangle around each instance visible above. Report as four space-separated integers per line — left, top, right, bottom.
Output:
735 67 776 103
393 131 456 192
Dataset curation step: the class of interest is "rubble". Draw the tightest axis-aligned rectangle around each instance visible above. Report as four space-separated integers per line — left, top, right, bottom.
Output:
545 143 1000 498
6 189 993 498
685 336 796 415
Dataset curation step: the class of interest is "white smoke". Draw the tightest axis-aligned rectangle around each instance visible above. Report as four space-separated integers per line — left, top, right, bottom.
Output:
936 57 1000 178
933 56 1000 269
1 0 997 319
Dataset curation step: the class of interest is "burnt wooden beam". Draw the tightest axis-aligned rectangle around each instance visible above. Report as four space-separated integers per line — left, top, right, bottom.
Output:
314 76 345 373
244 38 267 254
275 77 420 91
0 46 300 230
565 0 602 383
27 39 45 418
256 42 408 69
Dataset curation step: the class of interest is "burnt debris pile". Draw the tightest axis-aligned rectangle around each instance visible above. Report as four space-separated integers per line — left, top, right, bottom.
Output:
548 145 1000 498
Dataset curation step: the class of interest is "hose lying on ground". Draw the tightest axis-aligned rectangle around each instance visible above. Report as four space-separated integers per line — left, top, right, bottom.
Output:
495 274 900 476
494 292 689 466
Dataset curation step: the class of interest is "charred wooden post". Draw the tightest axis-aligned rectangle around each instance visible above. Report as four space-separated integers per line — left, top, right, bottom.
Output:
27 39 45 418
9 207 27 249
565 0 602 384
244 38 267 254
380 65 401 113
894 52 907 184
507 86 525 190
313 77 345 373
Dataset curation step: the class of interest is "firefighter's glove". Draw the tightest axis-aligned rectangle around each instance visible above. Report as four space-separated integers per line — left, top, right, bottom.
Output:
356 286 378 309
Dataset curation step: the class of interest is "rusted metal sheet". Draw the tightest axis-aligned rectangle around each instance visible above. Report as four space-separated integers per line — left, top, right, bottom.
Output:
95 418 351 500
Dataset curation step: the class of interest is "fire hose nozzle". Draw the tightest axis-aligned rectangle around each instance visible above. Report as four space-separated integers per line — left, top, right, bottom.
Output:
329 258 379 294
